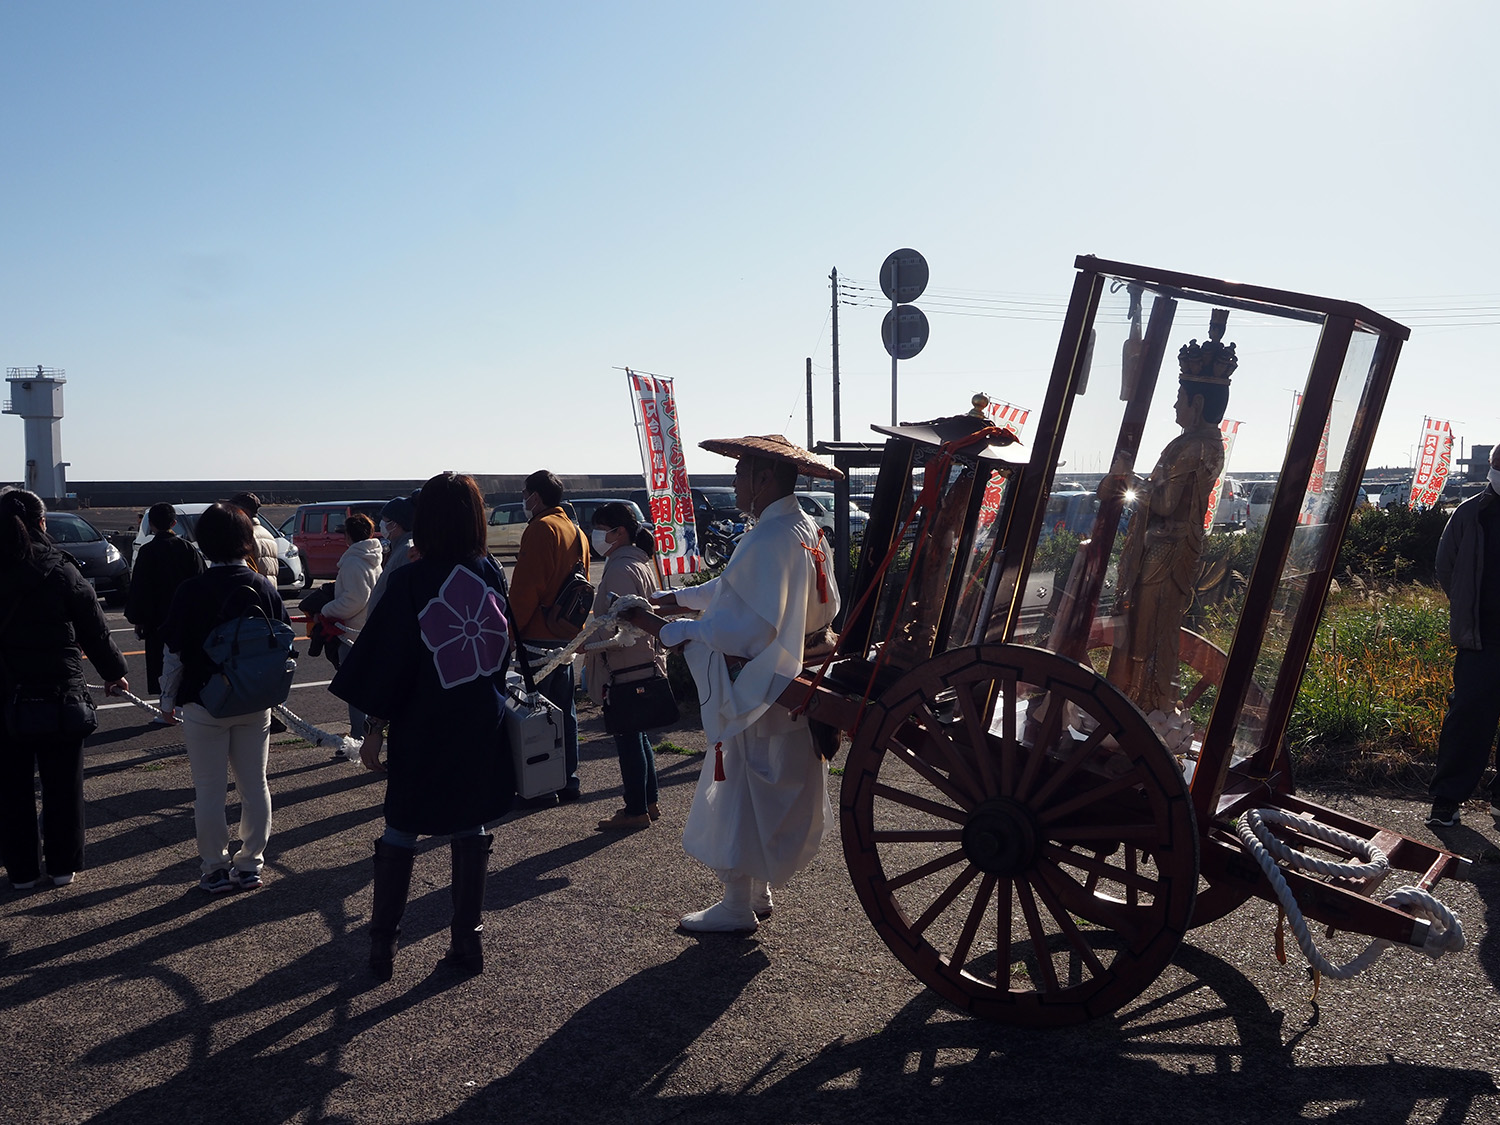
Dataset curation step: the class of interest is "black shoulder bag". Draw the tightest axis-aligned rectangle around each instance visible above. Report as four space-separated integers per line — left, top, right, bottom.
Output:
0 571 98 741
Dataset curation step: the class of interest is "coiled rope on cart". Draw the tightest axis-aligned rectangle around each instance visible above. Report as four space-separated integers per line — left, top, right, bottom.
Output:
1235 807 1465 982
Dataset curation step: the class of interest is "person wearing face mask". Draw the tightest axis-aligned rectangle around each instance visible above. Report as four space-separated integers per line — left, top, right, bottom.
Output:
584 503 665 831
622 435 841 933
367 494 417 618
508 469 588 805
1428 443 1500 827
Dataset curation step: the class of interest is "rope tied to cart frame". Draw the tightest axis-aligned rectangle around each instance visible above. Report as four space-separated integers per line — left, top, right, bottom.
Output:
1235 807 1465 984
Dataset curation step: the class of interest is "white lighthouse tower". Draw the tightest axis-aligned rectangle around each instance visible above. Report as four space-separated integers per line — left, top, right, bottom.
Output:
3 366 69 504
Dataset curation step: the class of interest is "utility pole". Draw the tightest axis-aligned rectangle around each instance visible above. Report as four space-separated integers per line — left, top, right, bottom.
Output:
805 357 814 449
830 268 842 440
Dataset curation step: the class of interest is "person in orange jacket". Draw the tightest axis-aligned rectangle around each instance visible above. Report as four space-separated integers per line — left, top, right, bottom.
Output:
508 470 587 805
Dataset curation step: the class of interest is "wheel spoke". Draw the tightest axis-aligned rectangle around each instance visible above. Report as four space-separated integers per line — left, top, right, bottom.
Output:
1027 720 1115 812
1015 690 1066 802
885 847 969 891
873 829 965 843
1032 857 1147 946
954 680 999 798
1029 868 1109 979
949 871 997 977
872 782 967 825
885 732 977 811
996 876 1013 987
1048 823 1164 844
1014 877 1060 993
1043 843 1160 897
1036 771 1145 826
911 863 982 937
998 671 1019 796
915 703 986 801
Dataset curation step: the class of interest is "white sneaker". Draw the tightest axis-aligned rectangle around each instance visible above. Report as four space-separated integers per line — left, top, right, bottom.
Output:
52 873 76 886
679 900 758 933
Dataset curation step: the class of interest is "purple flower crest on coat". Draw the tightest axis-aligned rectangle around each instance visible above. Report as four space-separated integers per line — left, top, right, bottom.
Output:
418 565 510 689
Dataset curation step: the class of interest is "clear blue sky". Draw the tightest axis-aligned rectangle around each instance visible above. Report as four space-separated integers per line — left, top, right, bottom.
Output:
4 1 1497 483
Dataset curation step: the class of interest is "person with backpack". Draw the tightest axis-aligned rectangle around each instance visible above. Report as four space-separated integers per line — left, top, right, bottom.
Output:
124 502 204 722
160 503 290 893
508 469 588 805
331 473 515 980
0 489 129 890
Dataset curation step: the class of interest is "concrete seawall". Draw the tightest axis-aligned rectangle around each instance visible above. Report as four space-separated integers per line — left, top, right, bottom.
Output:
68 475 734 509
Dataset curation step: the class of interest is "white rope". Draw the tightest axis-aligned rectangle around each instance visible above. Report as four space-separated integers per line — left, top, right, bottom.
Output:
527 594 654 681
116 689 167 721
115 688 360 760
1236 808 1466 981
1244 807 1391 881
273 704 361 759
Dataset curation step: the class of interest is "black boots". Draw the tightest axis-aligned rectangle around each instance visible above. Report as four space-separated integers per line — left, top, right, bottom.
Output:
369 839 415 981
369 833 492 980
444 833 493 974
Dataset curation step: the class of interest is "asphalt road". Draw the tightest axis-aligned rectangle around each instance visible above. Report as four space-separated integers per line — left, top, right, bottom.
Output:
2 572 1498 1122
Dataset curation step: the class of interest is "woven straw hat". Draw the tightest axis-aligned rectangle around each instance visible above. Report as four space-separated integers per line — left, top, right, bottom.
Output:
698 434 844 481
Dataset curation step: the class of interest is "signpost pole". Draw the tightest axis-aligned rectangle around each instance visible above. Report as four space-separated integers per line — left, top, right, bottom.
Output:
890 258 899 424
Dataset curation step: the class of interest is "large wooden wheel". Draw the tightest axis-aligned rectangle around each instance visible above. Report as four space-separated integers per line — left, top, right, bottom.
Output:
840 644 1198 1026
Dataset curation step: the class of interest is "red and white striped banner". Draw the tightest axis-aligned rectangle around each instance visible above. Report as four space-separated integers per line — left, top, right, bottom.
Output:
1295 392 1334 525
1409 417 1454 508
983 398 1031 439
626 371 703 576
1202 418 1241 532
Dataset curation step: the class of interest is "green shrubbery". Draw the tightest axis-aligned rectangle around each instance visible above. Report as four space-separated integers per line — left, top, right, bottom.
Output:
1335 504 1449 583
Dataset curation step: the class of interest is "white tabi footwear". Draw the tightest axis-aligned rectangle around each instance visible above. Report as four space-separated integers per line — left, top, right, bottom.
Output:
751 879 773 919
680 873 758 933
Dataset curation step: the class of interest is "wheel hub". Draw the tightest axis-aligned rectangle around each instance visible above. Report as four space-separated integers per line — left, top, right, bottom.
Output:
962 797 1039 876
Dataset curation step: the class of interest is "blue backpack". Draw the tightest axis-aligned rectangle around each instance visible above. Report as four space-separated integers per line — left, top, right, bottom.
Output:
200 590 297 718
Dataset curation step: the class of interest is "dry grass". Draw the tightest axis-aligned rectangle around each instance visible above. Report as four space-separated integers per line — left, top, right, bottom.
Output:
1284 582 1452 788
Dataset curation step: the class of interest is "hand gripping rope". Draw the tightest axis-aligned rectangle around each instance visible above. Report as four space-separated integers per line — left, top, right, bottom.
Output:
1235 807 1465 986
528 594 653 682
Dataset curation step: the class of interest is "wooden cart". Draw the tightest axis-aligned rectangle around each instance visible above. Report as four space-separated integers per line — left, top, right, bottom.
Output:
784 256 1469 1026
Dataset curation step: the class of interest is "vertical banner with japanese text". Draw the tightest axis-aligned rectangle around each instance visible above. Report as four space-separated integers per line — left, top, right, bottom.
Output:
1409 417 1454 508
975 398 1031 537
626 370 702 576
1202 418 1241 532
1295 392 1334 525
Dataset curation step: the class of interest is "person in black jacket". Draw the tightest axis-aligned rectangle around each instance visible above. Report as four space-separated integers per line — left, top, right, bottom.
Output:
332 472 514 979
161 503 289 894
0 488 129 890
124 502 203 720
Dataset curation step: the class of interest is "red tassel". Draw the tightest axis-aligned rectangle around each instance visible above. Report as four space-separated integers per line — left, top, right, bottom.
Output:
713 742 726 781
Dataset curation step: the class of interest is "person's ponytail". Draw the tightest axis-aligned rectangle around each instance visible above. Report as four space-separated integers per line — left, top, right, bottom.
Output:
632 524 655 555
0 489 45 565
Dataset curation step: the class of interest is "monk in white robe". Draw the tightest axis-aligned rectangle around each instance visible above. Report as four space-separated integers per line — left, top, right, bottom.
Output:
626 437 841 932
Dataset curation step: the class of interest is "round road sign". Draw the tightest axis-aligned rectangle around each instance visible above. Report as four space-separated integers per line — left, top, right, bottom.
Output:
880 248 929 304
882 305 930 360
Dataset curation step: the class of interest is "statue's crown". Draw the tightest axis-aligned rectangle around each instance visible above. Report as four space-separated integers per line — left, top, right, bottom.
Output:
1178 308 1237 386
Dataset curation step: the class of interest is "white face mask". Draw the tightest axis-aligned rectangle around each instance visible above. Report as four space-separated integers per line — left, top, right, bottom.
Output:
1490 466 1500 493
379 519 394 539
591 529 613 556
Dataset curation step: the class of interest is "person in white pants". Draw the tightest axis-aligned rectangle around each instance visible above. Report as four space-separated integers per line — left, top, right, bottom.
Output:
161 503 287 893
